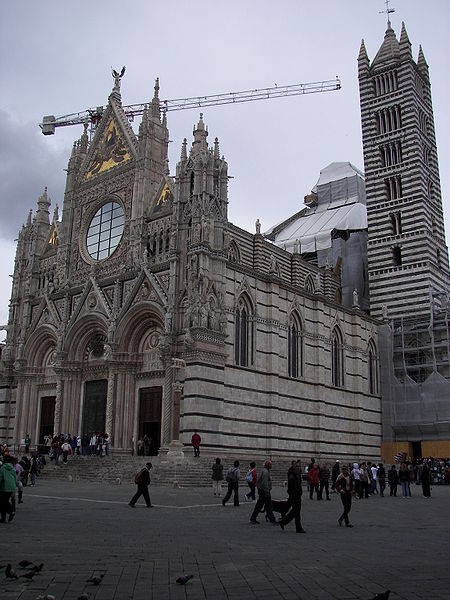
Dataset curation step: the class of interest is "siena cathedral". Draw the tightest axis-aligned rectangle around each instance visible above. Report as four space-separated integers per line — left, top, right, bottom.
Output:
0 73 381 462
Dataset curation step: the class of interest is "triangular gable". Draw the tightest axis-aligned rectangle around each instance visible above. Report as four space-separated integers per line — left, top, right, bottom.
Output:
66 277 111 331
81 96 137 181
149 177 174 219
117 268 168 323
30 295 61 333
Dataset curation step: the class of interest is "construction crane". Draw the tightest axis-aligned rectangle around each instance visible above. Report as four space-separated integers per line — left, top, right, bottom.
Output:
40 77 341 135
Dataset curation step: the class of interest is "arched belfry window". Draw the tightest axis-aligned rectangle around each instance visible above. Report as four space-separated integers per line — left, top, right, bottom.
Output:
288 312 303 378
368 339 379 395
235 294 254 367
331 327 344 388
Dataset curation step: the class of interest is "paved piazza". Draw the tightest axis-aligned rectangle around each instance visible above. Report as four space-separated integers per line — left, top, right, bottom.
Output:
1 477 449 600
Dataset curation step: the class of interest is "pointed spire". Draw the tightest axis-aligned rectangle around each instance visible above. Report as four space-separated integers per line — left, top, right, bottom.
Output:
417 45 429 77
181 138 187 161
190 113 208 155
164 158 170 175
358 39 370 73
214 137 220 160
53 204 59 223
372 21 400 66
26 209 32 227
162 110 167 129
399 22 412 57
151 77 160 118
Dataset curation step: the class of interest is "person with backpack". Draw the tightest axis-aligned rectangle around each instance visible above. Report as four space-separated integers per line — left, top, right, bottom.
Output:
222 460 240 507
244 461 258 501
129 462 153 508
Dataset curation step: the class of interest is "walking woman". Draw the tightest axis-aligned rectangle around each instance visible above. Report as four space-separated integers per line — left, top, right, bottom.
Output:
335 464 354 527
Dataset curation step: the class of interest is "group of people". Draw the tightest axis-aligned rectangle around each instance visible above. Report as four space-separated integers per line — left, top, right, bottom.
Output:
46 432 110 463
136 434 153 456
205 454 442 531
0 451 43 523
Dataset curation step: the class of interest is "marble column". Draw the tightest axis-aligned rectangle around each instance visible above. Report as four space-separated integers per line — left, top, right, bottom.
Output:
106 370 115 440
54 378 63 436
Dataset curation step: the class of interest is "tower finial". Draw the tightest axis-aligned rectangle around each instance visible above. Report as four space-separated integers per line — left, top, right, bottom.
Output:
379 0 395 25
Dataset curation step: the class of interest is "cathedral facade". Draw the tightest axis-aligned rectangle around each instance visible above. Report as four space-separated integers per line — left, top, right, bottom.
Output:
0 76 381 462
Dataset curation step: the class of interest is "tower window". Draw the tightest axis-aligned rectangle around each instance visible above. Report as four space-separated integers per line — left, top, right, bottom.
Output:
393 246 402 266
390 211 402 235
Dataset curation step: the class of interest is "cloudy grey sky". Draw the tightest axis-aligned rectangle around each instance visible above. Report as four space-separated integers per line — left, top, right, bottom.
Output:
1 0 449 341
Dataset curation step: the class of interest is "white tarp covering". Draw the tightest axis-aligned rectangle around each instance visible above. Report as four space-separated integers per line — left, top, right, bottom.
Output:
268 162 367 253
274 203 367 252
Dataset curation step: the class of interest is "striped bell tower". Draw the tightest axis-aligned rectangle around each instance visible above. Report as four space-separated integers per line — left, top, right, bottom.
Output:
358 20 450 321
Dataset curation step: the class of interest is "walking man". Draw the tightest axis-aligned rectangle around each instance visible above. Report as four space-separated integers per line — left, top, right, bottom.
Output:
222 460 240 506
249 460 276 524
335 464 354 527
278 463 306 533
129 462 153 508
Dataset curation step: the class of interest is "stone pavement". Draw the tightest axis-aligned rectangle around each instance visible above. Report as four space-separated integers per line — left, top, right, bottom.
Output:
1 478 449 600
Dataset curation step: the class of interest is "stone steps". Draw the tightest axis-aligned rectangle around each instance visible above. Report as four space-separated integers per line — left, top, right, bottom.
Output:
39 453 295 487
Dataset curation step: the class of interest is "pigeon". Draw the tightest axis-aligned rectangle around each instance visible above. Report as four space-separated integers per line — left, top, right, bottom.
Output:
30 562 44 573
86 574 104 585
36 595 56 600
19 560 33 568
176 574 194 585
77 594 90 600
371 591 390 600
5 563 19 579
21 571 36 580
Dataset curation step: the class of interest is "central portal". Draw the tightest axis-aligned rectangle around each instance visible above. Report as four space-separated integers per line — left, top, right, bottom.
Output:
83 379 107 435
139 386 162 455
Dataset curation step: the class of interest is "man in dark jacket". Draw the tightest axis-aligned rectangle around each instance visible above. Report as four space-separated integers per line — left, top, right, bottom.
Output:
129 462 153 508
278 464 306 533
249 460 276 524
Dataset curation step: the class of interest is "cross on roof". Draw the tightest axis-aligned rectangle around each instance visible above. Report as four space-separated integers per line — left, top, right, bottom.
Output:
379 0 395 23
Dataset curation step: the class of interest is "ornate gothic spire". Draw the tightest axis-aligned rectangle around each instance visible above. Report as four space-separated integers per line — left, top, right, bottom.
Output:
151 77 160 118
36 187 51 224
181 138 187 161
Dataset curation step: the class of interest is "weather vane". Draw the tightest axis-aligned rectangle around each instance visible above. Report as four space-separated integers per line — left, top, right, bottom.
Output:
379 0 395 22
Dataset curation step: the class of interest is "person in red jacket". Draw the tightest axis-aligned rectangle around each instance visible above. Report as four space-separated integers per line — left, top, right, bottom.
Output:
191 432 201 457
307 463 320 499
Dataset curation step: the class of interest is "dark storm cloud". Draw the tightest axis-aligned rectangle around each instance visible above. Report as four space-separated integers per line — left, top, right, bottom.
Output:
0 109 67 240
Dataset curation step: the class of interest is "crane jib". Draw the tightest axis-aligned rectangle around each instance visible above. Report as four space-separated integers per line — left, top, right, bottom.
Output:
39 78 341 135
